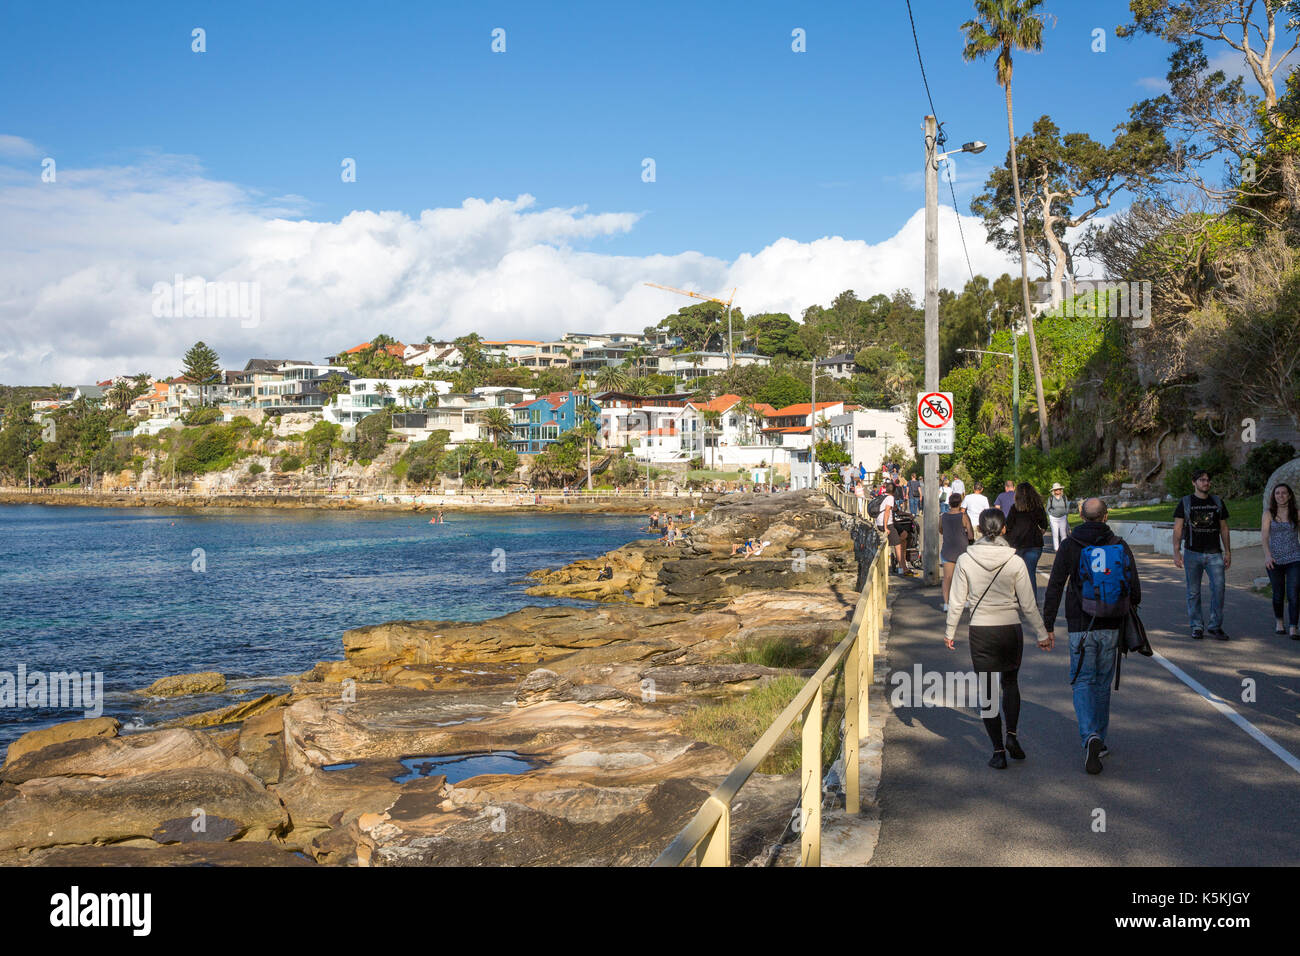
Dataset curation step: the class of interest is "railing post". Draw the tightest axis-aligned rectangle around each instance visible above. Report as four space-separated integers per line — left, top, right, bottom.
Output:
695 797 730 867
845 628 861 815
801 682 823 867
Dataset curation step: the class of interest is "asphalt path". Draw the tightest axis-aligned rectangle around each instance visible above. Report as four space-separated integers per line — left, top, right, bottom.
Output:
869 542 1300 866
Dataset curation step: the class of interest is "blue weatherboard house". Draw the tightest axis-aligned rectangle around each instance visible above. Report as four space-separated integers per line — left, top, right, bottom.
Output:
510 391 599 454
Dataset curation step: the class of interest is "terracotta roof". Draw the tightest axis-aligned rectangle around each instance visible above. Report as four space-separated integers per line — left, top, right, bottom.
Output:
751 403 777 417
767 401 841 417
688 393 743 413
762 425 812 434
344 342 407 357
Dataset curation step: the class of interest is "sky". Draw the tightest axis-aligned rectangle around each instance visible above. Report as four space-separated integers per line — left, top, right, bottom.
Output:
0 0 1271 384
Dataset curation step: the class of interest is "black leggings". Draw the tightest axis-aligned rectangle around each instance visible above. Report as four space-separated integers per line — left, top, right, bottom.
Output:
977 668 1021 750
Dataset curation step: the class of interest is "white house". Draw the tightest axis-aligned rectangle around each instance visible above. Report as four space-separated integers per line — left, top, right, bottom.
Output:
322 378 436 426
595 391 692 462
657 351 771 382
826 406 912 472
681 393 773 468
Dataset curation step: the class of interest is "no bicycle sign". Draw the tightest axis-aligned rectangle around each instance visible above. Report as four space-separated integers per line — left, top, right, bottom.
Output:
916 391 954 454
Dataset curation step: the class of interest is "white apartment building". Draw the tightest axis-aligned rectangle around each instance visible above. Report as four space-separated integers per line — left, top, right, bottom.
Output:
595 391 692 463
825 406 912 472
322 378 442 426
680 393 773 468
658 351 771 382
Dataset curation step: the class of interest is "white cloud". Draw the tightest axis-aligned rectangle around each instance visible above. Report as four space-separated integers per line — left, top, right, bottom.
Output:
0 153 1019 384
0 134 40 159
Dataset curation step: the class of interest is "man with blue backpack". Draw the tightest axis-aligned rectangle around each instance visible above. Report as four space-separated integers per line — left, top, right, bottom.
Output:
1042 497 1143 775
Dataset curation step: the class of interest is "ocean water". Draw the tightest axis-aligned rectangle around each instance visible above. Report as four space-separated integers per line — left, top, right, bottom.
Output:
0 504 645 750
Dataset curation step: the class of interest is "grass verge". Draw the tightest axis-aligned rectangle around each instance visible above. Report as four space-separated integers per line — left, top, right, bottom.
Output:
1069 496 1262 530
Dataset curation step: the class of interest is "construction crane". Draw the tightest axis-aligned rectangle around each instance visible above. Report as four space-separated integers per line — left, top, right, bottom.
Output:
643 282 737 369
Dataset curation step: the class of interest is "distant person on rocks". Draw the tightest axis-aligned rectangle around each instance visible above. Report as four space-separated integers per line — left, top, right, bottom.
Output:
945 509 1051 770
1005 482 1049 603
1042 497 1141 775
907 472 922 515
963 482 990 526
940 492 974 611
1172 469 1232 640
994 479 1016 514
1262 482 1300 639
1046 483 1070 551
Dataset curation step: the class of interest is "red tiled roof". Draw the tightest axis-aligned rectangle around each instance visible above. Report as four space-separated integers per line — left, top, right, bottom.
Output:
767 401 841 417
762 426 812 434
688 393 743 413
751 403 777 416
344 341 406 357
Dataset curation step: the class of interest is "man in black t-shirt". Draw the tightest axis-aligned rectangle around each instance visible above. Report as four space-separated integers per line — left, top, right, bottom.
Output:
1172 469 1232 640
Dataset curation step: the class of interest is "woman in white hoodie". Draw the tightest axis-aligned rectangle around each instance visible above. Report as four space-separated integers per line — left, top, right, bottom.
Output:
944 509 1054 769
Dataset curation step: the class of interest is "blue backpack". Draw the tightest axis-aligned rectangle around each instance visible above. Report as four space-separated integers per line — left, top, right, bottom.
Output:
1072 534 1131 619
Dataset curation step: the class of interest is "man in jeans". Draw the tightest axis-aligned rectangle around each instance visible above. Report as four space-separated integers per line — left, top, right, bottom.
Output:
1042 497 1142 774
906 472 922 515
1172 469 1232 640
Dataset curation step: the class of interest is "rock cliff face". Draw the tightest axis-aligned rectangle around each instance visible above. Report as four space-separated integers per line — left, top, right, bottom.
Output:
0 490 857 866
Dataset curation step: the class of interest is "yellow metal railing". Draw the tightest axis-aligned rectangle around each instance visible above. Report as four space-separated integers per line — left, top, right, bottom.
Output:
652 475 887 867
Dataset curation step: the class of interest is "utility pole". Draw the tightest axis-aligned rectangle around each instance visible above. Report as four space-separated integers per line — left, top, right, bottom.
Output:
809 356 817 490
923 115 940 586
921 119 987 586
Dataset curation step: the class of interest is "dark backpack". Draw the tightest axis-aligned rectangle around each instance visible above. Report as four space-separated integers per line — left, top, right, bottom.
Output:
867 493 888 518
1072 533 1132 618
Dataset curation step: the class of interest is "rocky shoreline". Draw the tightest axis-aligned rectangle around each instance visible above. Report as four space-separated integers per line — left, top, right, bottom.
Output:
0 490 863 866
0 489 708 515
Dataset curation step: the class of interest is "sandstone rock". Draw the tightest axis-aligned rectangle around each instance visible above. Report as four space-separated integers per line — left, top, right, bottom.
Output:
0 768 289 852
3 717 120 767
0 728 239 785
144 671 226 697
171 692 290 729
4 841 317 867
238 709 287 785
1264 457 1300 512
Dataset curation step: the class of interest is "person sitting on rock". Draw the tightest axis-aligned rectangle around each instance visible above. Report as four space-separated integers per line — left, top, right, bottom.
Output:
597 565 613 580
731 538 756 556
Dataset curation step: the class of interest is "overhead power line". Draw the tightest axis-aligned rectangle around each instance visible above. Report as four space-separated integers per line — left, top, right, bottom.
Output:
904 0 977 284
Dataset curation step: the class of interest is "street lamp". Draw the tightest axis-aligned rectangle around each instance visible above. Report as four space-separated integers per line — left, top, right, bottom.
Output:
959 343 1020 473
923 116 986 586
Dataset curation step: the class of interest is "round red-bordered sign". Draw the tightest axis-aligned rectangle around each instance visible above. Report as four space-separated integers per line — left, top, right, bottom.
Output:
917 392 953 428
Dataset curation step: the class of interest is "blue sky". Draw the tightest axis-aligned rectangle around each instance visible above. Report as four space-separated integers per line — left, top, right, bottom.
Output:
3 0 1172 259
0 0 1233 383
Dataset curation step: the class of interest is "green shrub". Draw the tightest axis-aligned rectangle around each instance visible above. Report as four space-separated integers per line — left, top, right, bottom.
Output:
1241 440 1296 495
182 406 223 426
276 454 303 472
247 462 265 475
1165 447 1232 499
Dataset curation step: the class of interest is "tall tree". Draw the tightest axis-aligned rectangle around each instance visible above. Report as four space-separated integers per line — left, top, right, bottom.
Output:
1119 0 1300 220
182 341 221 407
962 0 1054 451
973 114 1174 305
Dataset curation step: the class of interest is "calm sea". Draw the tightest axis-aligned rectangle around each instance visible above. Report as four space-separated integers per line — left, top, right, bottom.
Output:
0 504 645 751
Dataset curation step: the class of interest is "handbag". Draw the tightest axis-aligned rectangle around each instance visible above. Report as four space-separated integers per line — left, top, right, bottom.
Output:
1112 606 1152 690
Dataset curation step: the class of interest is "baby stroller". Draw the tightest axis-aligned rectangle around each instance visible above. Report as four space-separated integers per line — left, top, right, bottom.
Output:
890 511 922 574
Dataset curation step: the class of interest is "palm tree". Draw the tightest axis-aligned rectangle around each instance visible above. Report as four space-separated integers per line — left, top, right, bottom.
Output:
962 0 1052 452
109 380 136 414
595 364 628 394
374 382 393 407
883 360 915 406
320 372 348 407
483 406 513 446
398 385 414 409
700 408 723 470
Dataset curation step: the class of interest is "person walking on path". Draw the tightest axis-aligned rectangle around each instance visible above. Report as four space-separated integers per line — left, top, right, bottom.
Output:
1005 482 1050 604
939 475 952 513
875 483 905 575
951 475 965 499
994 479 1016 515
854 479 866 518
1042 497 1142 774
1262 482 1300 639
1172 469 1232 640
1046 483 1070 551
907 473 922 515
944 509 1052 769
963 482 991 526
940 493 975 611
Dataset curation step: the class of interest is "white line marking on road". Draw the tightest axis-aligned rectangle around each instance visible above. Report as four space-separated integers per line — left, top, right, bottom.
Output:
1152 650 1300 775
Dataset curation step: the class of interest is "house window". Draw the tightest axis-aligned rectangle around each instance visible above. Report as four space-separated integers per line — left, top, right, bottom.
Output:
858 429 876 438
